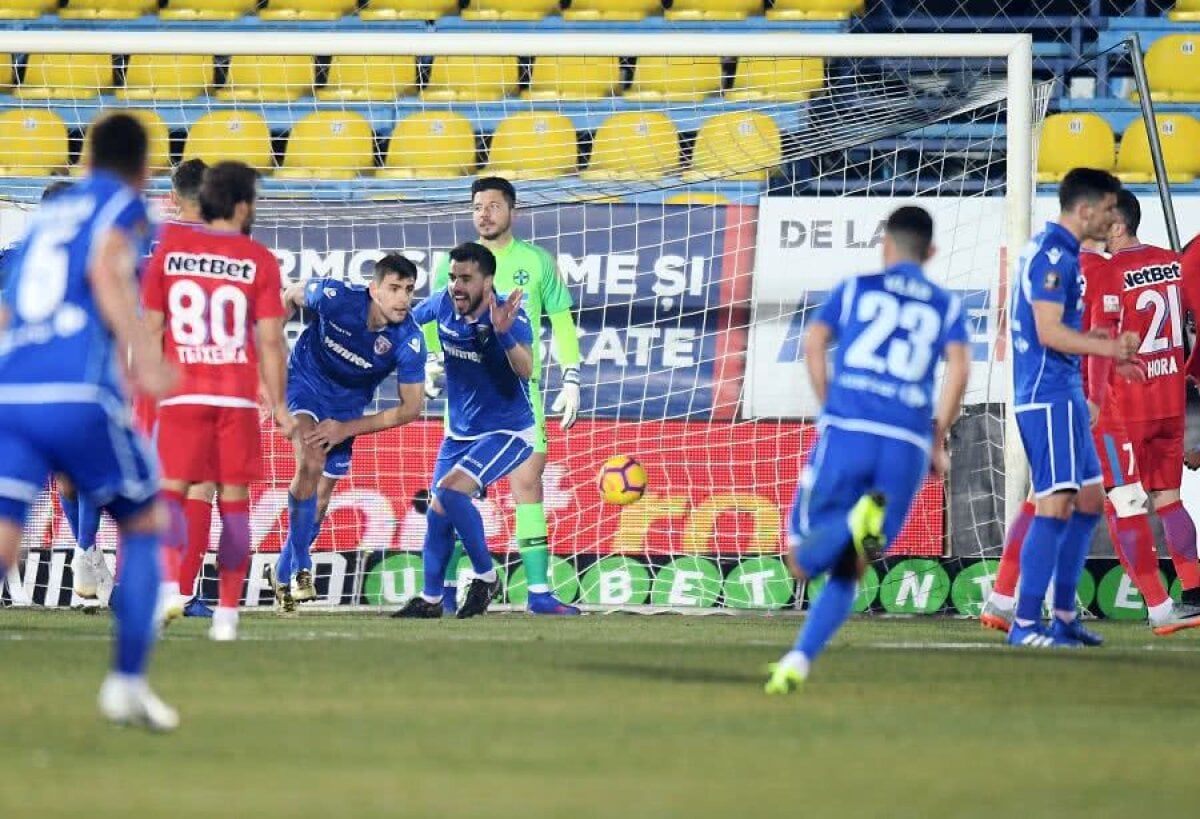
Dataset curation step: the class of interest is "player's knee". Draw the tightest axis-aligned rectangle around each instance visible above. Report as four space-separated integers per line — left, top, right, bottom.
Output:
1107 482 1149 519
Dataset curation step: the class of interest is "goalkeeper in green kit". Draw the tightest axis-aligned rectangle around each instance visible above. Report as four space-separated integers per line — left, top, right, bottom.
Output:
423 177 583 615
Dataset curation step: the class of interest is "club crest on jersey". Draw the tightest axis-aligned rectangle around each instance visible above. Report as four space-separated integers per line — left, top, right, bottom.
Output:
513 269 531 286
324 287 338 298
374 335 392 356
474 324 492 346
1103 294 1120 313
1043 271 1061 291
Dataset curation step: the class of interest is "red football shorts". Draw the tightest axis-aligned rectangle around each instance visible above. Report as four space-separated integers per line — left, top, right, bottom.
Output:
157 403 262 484
1125 416 1185 491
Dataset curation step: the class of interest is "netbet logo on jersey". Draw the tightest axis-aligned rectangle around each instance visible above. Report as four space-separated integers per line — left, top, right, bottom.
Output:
165 252 258 283
1123 262 1181 290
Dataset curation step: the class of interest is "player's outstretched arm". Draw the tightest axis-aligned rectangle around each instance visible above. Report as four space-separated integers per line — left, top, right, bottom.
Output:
1032 301 1137 361
282 282 309 319
803 320 833 407
304 381 424 452
92 228 174 398
256 316 296 438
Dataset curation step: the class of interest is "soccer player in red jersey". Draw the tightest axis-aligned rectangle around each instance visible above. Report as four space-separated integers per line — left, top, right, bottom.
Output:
1099 192 1200 614
141 161 296 641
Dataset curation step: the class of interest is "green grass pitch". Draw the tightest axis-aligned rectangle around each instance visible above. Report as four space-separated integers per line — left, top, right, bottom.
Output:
3 611 1200 818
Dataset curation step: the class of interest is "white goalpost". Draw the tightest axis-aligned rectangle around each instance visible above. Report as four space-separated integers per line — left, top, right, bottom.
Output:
0 30 1036 614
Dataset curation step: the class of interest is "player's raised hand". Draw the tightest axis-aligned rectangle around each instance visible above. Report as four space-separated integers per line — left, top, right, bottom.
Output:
1186 447 1200 471
489 288 524 335
304 419 348 452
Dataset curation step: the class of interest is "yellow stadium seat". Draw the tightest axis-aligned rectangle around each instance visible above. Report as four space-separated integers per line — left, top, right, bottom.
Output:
277 112 375 180
728 57 823 101
663 192 730 206
379 112 477 178
766 0 862 20
1117 114 1200 183
421 56 520 101
0 1 56 19
217 56 315 102
664 0 760 21
483 112 577 179
1169 0 1200 22
16 54 112 99
561 0 660 20
317 56 418 101
1144 34 1200 102
359 0 459 19
259 0 357 20
159 0 256 19
582 112 679 180
0 54 12 88
461 0 558 19
183 111 274 172
523 57 621 101
624 56 723 101
1035 113 1114 183
78 110 172 173
60 0 156 19
683 112 781 181
118 55 213 101
0 111 68 176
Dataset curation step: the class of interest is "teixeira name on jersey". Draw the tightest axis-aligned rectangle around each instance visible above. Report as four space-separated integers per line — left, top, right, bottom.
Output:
164 252 258 283
1123 262 1181 290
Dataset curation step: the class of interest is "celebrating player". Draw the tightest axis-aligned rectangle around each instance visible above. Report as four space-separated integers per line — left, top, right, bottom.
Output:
394 242 535 620
423 177 582 615
765 206 970 694
267 254 426 614
141 160 294 642
1007 167 1137 648
0 113 178 730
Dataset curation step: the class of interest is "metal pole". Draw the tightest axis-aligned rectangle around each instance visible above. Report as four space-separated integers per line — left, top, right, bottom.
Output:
1128 33 1182 252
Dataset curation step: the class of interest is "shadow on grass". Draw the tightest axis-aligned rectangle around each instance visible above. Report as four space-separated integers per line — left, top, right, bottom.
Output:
570 661 762 685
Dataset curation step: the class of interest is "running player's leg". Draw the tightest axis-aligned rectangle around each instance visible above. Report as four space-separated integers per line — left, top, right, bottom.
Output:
768 429 897 693
60 473 109 605
180 481 215 616
61 402 177 731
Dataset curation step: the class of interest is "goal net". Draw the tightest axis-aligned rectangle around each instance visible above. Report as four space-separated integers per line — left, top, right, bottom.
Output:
0 31 1038 614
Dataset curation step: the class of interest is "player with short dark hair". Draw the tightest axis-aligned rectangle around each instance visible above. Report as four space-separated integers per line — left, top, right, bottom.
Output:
764 206 970 693
141 160 294 642
0 112 179 730
267 252 426 614
394 241 535 620
423 176 583 615
1006 167 1138 648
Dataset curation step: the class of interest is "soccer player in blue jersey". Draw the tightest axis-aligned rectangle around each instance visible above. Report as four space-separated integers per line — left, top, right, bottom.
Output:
765 206 970 694
0 114 178 730
267 254 427 613
1007 167 1138 648
393 241 535 620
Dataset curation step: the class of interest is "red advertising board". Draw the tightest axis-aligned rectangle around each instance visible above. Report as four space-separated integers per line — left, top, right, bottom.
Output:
36 419 942 558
